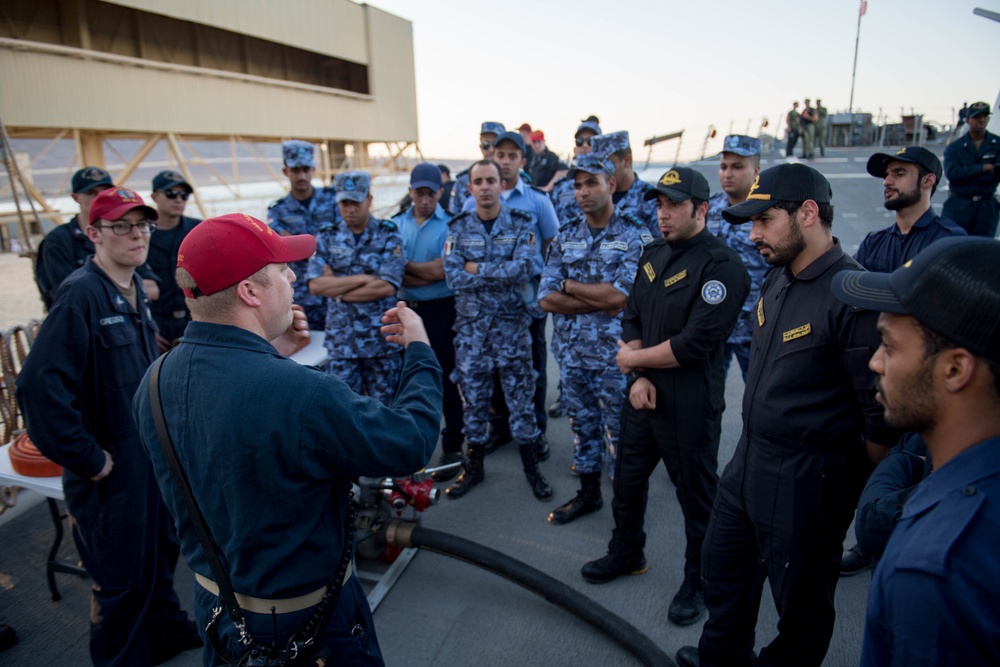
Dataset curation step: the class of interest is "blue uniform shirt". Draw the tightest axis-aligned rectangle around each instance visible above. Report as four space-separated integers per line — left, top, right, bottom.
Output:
267 186 339 311
462 177 559 277
943 130 1000 199
854 207 966 273
392 203 453 301
613 175 659 235
539 211 649 369
307 215 405 359
861 436 1000 667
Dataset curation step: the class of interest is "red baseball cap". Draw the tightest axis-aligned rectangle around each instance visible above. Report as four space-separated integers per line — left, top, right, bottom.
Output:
177 213 316 297
530 130 545 142
88 188 158 225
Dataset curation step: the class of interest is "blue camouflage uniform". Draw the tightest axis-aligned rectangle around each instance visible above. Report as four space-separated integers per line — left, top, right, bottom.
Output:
307 172 405 406
550 175 580 225
267 140 339 331
444 204 541 447
539 207 649 474
591 131 658 234
705 135 768 381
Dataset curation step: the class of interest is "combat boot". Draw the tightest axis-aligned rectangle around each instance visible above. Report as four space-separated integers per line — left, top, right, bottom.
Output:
581 552 648 584
519 443 552 501
446 446 484 499
548 472 602 525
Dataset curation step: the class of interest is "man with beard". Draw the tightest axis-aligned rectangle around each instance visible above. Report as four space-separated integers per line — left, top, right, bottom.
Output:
840 147 965 576
830 237 1000 667
675 164 898 667
855 147 965 274
581 167 748 630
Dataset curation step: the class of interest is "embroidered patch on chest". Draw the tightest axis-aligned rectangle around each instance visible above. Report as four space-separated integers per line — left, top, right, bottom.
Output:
600 240 628 251
643 262 656 283
782 323 811 342
663 269 687 288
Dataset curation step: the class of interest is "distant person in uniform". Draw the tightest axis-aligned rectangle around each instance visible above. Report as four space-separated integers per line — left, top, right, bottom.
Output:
592 131 659 235
581 168 749 631
676 164 898 667
785 101 800 157
518 123 537 173
147 170 201 350
550 118 602 226
17 188 200 666
942 101 999 238
449 121 506 215
829 237 1000 667
438 164 455 212
706 135 766 382
267 140 339 330
539 154 648 524
528 130 568 192
800 98 818 160
307 171 405 406
393 163 465 480
814 98 828 157
443 159 552 502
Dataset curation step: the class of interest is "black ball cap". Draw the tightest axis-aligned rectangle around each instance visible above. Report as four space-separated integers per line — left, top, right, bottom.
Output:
723 163 831 223
643 167 711 203
866 146 942 185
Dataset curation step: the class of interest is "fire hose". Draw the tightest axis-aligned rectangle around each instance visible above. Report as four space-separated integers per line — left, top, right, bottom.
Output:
385 521 675 667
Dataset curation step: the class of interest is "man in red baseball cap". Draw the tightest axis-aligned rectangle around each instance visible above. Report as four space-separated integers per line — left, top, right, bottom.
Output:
133 213 443 666
17 187 203 665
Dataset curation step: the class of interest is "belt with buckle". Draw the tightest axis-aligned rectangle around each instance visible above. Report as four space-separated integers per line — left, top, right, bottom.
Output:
195 562 353 615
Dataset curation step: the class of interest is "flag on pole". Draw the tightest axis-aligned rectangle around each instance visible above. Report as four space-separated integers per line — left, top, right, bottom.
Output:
860 0 868 17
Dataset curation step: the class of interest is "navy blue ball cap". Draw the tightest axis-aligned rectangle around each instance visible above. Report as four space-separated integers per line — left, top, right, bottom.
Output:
72 166 113 193
410 163 443 191
832 237 1000 361
494 131 525 154
722 163 831 224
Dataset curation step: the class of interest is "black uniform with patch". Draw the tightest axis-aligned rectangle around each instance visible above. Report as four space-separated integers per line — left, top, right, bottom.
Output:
611 227 749 583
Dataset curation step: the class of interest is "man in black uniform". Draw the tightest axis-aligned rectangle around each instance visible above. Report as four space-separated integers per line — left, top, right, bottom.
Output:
148 170 201 350
580 167 749 628
16 188 200 666
676 164 898 667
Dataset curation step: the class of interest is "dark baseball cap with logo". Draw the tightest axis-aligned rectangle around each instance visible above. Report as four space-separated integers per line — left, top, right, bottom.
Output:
967 101 991 118
152 170 193 193
831 237 1000 362
722 163 831 224
72 166 113 194
866 146 942 188
643 167 711 202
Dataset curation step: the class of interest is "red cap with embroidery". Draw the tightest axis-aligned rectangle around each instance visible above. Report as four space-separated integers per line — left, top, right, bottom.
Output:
177 213 316 297
88 188 158 225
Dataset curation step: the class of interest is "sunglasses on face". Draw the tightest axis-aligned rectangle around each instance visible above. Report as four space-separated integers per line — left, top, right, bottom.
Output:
480 141 495 150
575 138 592 147
162 189 190 201
96 220 158 235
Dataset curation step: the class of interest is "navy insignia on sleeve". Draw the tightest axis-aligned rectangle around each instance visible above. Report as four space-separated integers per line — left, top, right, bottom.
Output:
701 280 727 304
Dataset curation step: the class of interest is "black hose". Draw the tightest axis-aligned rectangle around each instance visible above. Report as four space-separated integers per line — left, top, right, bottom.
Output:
386 521 675 667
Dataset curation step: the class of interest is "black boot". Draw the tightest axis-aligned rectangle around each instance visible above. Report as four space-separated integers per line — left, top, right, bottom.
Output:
519 444 552 501
535 433 550 462
548 472 602 524
446 446 484 499
668 576 706 626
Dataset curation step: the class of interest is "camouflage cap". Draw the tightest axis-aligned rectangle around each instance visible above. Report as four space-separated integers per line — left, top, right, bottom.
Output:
591 131 630 159
720 135 762 157
968 101 991 118
568 154 615 179
282 140 315 168
575 120 602 138
72 166 113 194
335 171 371 203
480 121 506 137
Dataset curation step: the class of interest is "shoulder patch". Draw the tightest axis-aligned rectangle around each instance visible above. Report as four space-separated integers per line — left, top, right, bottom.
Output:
701 280 727 305
621 212 646 228
448 211 471 226
509 207 533 220
530 185 549 196
379 218 398 231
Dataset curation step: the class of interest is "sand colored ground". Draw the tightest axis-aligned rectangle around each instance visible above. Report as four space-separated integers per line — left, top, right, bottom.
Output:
0 251 45 329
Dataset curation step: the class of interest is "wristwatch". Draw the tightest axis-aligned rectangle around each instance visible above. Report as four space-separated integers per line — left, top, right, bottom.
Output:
627 369 645 386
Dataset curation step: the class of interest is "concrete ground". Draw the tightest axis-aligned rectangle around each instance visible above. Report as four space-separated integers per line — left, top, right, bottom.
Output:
0 144 943 665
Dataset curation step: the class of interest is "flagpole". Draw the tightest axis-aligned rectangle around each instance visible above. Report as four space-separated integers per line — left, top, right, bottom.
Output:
848 0 865 145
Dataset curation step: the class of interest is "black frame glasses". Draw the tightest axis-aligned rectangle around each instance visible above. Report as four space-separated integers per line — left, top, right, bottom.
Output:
96 221 158 235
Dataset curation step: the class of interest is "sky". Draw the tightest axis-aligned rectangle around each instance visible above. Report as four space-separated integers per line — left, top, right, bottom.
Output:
365 0 1000 160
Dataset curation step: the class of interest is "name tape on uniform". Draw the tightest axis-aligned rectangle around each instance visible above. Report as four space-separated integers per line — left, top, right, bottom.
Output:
782 323 811 342
664 269 688 288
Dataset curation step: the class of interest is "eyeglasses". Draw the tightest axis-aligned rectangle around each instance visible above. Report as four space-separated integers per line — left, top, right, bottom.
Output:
480 141 495 150
575 138 592 147
162 189 190 200
96 221 158 235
